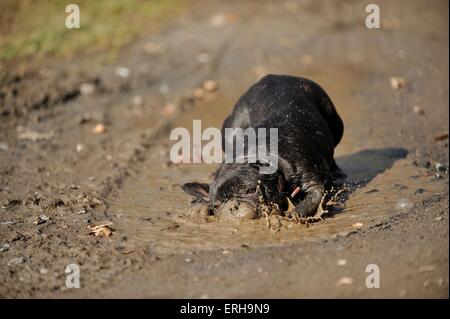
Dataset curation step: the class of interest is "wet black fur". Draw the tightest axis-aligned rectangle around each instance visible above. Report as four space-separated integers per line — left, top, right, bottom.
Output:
182 74 344 217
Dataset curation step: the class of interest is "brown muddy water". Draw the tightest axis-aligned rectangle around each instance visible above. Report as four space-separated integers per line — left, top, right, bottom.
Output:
109 68 445 255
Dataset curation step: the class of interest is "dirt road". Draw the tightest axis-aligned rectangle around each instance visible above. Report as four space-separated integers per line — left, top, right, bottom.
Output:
0 0 448 298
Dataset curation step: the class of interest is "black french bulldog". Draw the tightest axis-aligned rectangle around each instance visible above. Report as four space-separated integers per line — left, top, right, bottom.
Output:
182 74 344 218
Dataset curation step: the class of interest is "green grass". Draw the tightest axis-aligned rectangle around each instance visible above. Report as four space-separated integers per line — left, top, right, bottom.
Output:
0 0 183 62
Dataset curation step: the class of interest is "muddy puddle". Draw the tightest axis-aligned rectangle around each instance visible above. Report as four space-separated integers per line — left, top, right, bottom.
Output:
109 68 445 255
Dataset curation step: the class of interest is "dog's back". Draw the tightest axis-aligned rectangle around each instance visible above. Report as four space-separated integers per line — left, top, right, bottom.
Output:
222 74 343 182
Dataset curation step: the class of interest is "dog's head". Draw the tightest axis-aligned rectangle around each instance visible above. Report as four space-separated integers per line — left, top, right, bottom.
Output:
181 161 287 217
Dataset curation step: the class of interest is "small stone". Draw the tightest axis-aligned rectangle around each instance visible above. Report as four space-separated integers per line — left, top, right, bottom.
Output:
419 265 436 273
0 143 9 151
222 249 230 255
203 80 219 92
396 198 413 210
40 268 48 275
8 257 25 266
79 83 96 96
390 77 406 90
337 259 347 266
434 162 446 172
92 123 106 134
158 84 170 95
210 13 226 27
132 95 144 107
352 222 363 229
435 216 443 221
184 258 193 263
33 214 50 225
413 105 424 115
161 104 176 117
0 243 11 252
115 67 130 78
76 143 84 153
337 276 353 286
193 88 205 99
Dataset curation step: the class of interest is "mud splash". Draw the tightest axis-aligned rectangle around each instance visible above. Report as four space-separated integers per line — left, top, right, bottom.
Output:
109 68 445 255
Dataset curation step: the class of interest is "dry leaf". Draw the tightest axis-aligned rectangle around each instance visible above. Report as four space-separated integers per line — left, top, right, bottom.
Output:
434 132 449 141
87 223 113 237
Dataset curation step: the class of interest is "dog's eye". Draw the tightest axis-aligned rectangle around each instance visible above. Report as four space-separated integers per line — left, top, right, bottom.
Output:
245 187 257 194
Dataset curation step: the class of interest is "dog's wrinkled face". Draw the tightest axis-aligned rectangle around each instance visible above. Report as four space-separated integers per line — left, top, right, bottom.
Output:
182 162 286 216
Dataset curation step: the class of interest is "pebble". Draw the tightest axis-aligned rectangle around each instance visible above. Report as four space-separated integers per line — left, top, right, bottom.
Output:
337 259 347 266
352 222 363 229
0 243 10 252
161 104 176 117
40 268 48 275
158 84 170 95
193 88 205 99
419 265 436 273
184 258 193 263
413 105 424 115
396 198 413 210
435 216 443 221
209 13 227 27
390 76 406 90
0 143 9 151
336 276 353 286
76 143 84 153
79 83 96 96
132 95 144 107
115 67 130 78
203 80 219 92
92 123 106 134
434 162 446 172
33 214 50 225
8 257 25 266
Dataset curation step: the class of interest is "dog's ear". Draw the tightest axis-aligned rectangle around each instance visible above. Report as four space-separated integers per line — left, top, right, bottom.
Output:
181 182 210 202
